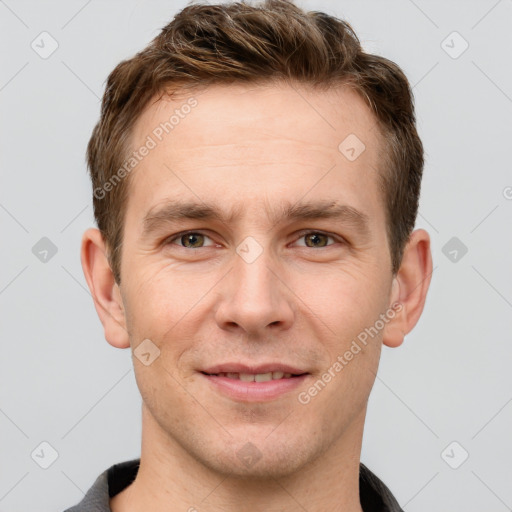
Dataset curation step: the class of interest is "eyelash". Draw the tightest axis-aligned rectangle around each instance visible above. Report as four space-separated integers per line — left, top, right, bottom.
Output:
164 230 343 249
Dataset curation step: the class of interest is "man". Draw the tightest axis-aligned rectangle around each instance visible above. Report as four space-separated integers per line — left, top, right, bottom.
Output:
65 0 432 510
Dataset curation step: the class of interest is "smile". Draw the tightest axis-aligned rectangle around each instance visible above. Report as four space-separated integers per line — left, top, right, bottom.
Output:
199 371 310 402
202 371 301 381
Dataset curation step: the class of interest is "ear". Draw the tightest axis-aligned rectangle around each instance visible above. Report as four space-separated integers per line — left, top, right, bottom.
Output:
382 228 433 348
80 227 130 349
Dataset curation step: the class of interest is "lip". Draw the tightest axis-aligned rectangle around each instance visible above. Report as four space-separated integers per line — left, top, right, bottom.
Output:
199 362 310 402
200 372 310 402
201 363 307 375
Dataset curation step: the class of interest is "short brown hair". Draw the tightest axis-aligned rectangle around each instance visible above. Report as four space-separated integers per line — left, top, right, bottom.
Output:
87 0 423 284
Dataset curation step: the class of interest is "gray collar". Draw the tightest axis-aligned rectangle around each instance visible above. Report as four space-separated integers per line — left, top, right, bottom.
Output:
63 458 403 512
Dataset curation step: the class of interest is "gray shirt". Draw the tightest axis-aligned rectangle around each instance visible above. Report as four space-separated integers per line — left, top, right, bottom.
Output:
63 458 404 511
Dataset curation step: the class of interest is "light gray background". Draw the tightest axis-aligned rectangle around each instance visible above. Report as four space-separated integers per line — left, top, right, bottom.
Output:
1 0 511 510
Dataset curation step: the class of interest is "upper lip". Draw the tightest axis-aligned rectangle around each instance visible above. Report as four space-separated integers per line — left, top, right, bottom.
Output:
201 363 308 375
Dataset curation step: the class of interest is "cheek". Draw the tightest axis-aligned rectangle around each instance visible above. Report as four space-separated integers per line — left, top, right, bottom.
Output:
303 273 385 405
133 362 200 435
122 264 216 372
124 261 199 321
292 262 388 338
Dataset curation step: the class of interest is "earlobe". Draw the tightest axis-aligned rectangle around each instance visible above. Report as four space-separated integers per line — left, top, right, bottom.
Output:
80 227 130 349
382 229 433 348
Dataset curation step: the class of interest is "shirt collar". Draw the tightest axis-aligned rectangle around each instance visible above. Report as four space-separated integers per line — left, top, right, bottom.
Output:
64 458 403 512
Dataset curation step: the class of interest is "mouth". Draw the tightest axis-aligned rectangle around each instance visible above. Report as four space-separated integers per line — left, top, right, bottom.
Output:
199 364 310 402
200 371 306 381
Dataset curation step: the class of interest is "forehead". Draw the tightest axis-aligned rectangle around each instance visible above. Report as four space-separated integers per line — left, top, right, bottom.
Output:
133 81 381 154
126 81 386 225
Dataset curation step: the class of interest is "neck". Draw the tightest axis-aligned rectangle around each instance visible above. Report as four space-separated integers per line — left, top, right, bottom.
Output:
111 405 366 512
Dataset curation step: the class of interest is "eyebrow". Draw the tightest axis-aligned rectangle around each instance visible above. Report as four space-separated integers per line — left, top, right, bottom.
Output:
141 199 370 238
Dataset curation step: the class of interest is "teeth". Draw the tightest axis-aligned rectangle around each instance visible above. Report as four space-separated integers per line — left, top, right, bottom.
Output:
215 371 296 381
255 372 272 382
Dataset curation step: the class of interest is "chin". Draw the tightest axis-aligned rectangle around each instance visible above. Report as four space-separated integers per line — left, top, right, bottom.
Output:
189 429 317 480
208 450 310 481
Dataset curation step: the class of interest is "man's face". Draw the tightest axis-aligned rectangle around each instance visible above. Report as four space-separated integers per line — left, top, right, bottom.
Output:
118 82 396 477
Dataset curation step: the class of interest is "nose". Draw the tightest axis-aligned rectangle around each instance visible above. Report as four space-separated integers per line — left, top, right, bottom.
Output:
214 243 295 337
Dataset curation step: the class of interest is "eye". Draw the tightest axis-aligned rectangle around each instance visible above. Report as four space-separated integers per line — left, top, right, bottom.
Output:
293 231 339 248
166 231 216 249
165 230 341 250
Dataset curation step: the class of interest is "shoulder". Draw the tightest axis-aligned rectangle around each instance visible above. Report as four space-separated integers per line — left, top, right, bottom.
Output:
62 459 140 512
359 462 404 512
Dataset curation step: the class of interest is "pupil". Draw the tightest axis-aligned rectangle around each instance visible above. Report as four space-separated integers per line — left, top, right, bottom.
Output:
307 233 325 247
184 234 202 248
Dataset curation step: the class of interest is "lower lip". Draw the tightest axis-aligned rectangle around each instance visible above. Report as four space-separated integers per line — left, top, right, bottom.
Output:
200 373 309 402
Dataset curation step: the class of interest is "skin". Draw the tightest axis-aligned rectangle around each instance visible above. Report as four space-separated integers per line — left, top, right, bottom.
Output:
81 81 432 512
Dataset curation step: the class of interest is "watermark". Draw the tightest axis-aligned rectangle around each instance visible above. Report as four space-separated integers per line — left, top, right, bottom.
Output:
31 441 59 469
440 31 469 60
441 441 469 469
338 133 366 161
31 31 59 59
93 96 198 200
298 302 403 405
236 441 263 468
442 236 468 263
133 338 161 366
